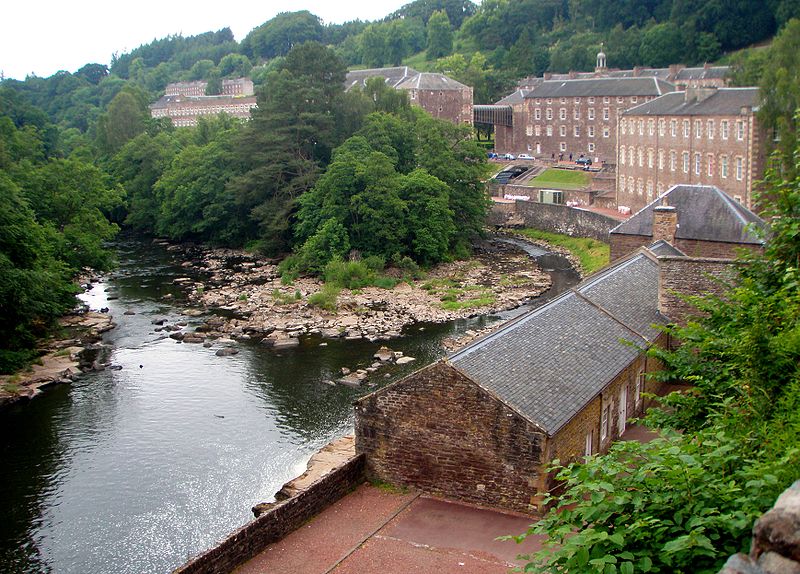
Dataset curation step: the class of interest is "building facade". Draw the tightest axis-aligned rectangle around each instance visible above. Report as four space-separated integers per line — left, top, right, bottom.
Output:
164 77 255 97
494 77 674 163
616 87 763 212
149 94 258 127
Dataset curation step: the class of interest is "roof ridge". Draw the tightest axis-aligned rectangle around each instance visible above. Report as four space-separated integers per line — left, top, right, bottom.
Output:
571 287 652 343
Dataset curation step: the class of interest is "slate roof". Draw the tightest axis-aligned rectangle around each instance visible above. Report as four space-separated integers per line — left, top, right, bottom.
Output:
495 89 530 105
395 72 470 91
450 248 667 436
149 94 257 109
675 66 730 81
622 87 759 117
610 184 765 245
524 77 674 98
344 66 419 91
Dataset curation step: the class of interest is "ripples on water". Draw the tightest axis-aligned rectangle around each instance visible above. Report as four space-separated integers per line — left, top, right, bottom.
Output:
0 235 576 574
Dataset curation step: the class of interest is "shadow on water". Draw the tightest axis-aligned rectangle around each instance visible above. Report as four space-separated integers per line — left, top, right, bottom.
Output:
0 232 579 574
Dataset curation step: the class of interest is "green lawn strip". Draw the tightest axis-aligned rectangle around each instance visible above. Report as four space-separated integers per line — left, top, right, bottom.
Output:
528 168 590 190
515 229 610 275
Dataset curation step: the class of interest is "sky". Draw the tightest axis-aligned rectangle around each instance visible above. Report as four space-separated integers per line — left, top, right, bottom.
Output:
0 0 416 80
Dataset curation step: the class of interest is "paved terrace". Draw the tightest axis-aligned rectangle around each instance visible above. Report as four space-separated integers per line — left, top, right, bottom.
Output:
234 483 544 574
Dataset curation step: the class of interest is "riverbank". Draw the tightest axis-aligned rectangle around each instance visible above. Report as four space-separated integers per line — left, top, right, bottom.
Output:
0 294 115 408
176 238 554 346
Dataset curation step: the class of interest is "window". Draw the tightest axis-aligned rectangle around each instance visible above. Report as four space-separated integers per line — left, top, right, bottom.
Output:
574 97 581 105
618 386 628 434
574 108 580 120
637 178 643 196
707 154 715 176
546 98 552 104
534 108 541 120
736 120 745 140
560 125 567 137
683 120 690 138
721 155 728 178
560 97 567 104
736 156 744 180
683 151 690 173
638 119 644 135
601 403 610 440
559 108 566 120
603 108 610 120
734 195 743 203
588 125 595 138
547 125 553 136
707 120 715 139
694 152 701 175
535 125 541 136
646 180 653 199
589 96 595 104
585 430 594 456
695 119 702 138
535 98 541 105
620 147 626 165
638 147 643 167
526 125 533 136
603 126 610 138
648 119 654 136
603 96 610 104
631 96 638 103
539 189 564 204
721 120 729 139
658 119 665 136
560 141 566 151
658 149 664 170
635 372 645 407
588 142 595 152
628 176 634 193
648 148 654 168
629 146 635 166
574 125 581 137
546 108 553 120
588 108 595 120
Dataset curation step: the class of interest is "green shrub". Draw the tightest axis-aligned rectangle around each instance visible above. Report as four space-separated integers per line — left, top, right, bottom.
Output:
373 276 398 289
323 258 375 290
308 284 340 312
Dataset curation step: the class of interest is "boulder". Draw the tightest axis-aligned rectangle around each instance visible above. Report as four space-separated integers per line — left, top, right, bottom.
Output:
373 346 394 363
396 356 416 365
215 347 239 357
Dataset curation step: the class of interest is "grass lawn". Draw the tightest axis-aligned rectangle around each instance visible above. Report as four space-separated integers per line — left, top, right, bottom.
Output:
529 168 590 190
515 229 610 275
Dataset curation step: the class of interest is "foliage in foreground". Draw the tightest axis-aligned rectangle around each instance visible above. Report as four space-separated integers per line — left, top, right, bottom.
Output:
512 151 800 572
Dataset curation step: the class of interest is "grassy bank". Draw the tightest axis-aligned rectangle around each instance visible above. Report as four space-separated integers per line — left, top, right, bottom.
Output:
514 229 610 275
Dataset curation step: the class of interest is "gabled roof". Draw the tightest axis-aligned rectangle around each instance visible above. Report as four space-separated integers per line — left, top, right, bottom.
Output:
495 89 530 105
622 87 758 117
610 184 765 245
344 66 419 91
395 72 469 91
524 77 674 98
449 248 668 436
675 66 730 81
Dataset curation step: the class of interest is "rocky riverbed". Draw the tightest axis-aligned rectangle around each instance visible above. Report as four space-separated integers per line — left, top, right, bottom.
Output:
169 239 552 347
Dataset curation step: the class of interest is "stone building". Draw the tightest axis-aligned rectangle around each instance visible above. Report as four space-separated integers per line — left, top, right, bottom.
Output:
344 68 473 126
610 184 765 261
149 94 258 127
356 241 679 513
492 76 674 162
164 77 255 97
616 87 763 212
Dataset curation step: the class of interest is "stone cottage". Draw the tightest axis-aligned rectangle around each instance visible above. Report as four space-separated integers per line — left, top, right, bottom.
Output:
609 184 765 261
356 242 682 513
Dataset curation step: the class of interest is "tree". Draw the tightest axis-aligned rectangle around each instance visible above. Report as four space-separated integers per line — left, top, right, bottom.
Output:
95 87 149 155
427 10 454 59
217 53 252 78
242 11 323 60
639 22 686 68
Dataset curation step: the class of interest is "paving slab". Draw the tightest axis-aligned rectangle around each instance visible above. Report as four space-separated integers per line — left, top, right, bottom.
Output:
234 484 543 574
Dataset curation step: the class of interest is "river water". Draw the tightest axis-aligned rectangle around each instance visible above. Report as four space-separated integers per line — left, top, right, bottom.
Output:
0 235 578 574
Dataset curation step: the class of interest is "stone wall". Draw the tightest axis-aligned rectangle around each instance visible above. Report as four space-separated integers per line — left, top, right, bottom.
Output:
610 234 762 261
513 201 618 243
171 454 365 574
658 256 738 325
355 361 546 513
719 480 800 574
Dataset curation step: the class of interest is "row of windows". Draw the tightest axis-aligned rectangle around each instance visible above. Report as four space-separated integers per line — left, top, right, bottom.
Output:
621 117 746 141
534 107 612 121
534 95 643 106
619 175 745 205
620 146 746 179
526 124 611 138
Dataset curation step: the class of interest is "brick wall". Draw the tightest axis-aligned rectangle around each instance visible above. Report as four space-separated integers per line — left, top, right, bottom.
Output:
171 454 365 574
658 256 739 324
355 361 546 513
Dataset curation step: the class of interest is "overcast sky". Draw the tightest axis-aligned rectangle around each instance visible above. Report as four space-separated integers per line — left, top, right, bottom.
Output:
1 0 416 80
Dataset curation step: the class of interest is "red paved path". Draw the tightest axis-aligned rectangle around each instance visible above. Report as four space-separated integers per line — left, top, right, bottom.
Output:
234 484 544 574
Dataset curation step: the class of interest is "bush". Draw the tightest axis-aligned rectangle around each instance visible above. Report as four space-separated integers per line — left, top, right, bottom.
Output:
323 258 375 289
308 284 340 312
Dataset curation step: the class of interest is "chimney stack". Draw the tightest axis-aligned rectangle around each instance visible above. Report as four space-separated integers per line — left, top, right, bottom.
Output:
653 205 678 244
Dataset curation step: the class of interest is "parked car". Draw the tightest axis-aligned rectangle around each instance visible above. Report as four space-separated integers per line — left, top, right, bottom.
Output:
576 157 592 166
518 153 534 160
487 152 498 159
503 153 516 160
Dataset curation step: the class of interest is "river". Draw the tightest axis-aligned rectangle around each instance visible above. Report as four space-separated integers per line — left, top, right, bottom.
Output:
0 235 579 574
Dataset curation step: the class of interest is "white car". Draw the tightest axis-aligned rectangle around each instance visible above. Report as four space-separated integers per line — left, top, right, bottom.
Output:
503 153 516 160
518 153 534 160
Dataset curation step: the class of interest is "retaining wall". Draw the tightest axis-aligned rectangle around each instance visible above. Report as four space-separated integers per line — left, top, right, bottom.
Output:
172 454 365 574
490 200 618 243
